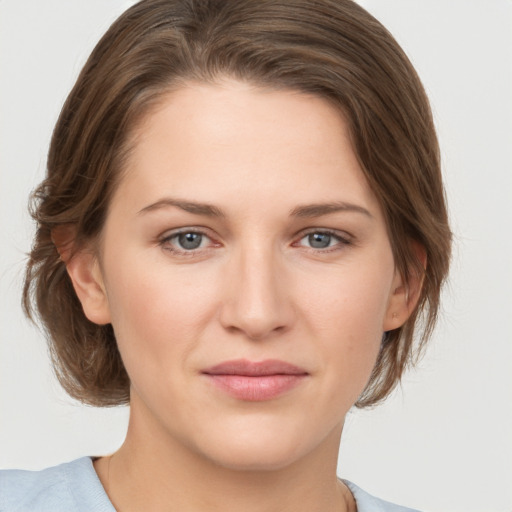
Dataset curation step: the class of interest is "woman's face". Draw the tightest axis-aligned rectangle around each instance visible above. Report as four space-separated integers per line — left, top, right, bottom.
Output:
76 80 407 470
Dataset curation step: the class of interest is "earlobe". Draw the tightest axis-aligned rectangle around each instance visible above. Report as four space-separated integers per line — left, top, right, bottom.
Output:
383 243 426 332
65 250 111 326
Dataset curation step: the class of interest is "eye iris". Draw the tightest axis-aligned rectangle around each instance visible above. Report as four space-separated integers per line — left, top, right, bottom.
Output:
178 232 202 250
308 233 331 248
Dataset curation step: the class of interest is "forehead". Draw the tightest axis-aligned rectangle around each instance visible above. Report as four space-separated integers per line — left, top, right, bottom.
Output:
112 80 379 216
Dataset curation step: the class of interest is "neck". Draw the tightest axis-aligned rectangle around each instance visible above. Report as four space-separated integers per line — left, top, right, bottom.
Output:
95 403 355 512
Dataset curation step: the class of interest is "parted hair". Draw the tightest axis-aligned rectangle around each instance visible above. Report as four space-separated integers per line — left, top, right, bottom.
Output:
23 0 451 407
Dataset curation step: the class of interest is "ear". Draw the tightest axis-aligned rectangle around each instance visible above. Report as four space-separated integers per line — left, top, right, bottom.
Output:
51 224 76 263
383 242 427 331
65 249 111 326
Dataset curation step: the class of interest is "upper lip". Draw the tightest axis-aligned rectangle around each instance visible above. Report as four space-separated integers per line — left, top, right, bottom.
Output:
202 359 308 376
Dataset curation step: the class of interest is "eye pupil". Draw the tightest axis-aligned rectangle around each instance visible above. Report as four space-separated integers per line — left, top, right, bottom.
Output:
308 233 331 248
178 232 202 250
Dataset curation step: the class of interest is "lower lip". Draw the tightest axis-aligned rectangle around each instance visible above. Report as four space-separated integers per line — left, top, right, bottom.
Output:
205 374 306 401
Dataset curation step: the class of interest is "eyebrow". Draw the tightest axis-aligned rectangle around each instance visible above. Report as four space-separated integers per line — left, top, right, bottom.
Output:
138 197 372 219
289 201 373 218
138 198 225 217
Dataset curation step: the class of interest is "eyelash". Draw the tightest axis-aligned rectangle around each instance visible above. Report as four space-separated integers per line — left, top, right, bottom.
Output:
294 229 352 252
159 228 218 256
158 228 352 256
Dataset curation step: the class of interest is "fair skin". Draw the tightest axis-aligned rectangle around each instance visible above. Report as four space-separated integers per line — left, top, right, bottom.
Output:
66 80 417 512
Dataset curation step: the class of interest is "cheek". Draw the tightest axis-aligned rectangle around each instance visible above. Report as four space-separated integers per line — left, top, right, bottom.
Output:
296 260 393 397
103 256 218 371
299 260 393 342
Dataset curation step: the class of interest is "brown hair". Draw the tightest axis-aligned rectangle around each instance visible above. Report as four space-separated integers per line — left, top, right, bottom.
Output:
23 0 451 407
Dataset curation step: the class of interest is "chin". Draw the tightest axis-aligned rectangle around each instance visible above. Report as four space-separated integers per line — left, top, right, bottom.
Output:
189 420 325 473
204 442 304 472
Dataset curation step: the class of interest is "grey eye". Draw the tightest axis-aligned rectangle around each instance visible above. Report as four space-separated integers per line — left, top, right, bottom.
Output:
177 232 203 250
307 232 332 248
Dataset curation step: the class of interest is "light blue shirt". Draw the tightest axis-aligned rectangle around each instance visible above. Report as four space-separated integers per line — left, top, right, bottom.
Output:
0 457 420 511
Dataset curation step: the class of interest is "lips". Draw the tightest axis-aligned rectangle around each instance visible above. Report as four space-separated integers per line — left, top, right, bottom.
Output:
202 359 308 401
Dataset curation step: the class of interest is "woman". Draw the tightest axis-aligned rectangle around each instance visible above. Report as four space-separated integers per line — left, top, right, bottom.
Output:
0 1 451 510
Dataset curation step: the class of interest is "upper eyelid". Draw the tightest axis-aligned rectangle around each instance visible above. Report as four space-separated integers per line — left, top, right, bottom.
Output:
295 227 353 240
160 226 214 239
158 227 215 248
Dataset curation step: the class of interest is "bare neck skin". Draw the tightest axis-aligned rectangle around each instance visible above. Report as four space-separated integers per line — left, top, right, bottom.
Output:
94 396 355 512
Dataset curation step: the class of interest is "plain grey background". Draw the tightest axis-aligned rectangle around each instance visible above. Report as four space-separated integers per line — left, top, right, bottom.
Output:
1 2 511 511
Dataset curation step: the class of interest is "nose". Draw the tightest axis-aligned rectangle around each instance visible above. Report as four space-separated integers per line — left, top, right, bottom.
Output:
218 243 294 340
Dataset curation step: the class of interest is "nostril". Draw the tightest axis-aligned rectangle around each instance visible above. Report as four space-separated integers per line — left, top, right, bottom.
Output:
218 257 295 339
220 312 290 341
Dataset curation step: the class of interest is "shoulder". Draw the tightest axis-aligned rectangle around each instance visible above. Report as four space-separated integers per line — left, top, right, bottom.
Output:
0 457 115 512
343 480 421 512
